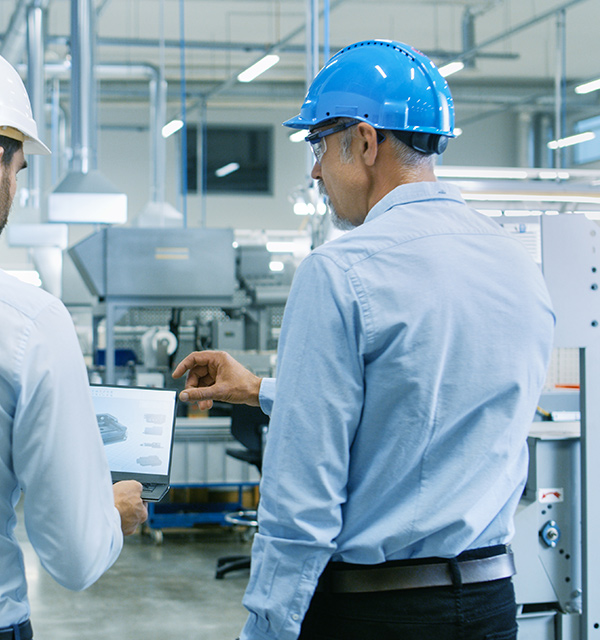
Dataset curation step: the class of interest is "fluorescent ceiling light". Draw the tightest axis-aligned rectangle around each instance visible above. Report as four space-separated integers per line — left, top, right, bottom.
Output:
436 167 529 179
575 78 600 94
269 261 285 272
463 192 600 205
538 170 571 180
237 54 280 83
215 162 240 178
266 241 296 253
161 119 183 138
438 61 465 78
547 131 595 149
289 129 309 142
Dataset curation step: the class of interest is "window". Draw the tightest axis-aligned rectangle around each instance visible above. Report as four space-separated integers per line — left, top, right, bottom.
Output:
187 125 272 194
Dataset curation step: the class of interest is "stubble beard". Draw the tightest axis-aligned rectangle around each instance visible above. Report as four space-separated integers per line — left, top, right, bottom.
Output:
317 180 356 231
0 169 11 236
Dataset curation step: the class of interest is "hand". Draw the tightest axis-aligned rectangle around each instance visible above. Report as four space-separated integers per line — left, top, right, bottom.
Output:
172 350 262 410
113 481 148 536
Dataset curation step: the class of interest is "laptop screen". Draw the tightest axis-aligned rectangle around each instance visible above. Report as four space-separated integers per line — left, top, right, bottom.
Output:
90 385 177 485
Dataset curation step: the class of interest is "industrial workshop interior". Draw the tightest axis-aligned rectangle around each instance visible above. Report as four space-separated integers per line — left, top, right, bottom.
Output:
1 0 600 639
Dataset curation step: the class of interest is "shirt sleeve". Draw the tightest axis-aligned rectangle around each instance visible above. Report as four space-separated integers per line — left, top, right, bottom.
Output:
240 253 366 640
12 299 123 591
258 378 276 415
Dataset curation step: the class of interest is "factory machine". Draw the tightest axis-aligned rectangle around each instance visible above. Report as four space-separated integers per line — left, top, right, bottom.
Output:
509 213 600 640
68 227 294 386
68 227 295 533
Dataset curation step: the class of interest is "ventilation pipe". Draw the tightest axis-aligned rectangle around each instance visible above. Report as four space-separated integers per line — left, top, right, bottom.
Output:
0 0 31 64
47 0 127 224
26 0 44 211
461 8 476 70
134 62 183 227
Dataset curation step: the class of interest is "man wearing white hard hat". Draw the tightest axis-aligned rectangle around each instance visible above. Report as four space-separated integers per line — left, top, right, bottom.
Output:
0 55 147 640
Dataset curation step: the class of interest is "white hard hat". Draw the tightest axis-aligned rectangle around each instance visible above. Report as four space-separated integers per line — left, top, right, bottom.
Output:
0 55 50 155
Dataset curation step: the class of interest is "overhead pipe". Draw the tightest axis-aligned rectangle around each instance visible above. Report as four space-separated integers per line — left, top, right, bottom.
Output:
461 8 476 70
0 0 31 64
47 0 127 227
70 0 96 174
22 59 169 210
450 0 588 68
26 0 45 211
43 34 519 64
554 9 567 170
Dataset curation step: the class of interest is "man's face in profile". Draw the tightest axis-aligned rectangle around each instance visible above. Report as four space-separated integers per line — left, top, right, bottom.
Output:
0 146 26 236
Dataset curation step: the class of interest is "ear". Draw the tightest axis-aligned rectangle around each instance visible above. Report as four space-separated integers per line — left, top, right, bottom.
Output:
354 122 380 167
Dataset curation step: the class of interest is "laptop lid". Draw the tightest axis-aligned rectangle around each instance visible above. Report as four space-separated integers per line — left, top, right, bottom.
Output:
90 384 177 502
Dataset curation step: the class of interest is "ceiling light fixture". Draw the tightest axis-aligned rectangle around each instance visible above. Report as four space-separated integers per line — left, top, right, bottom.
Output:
435 167 529 179
547 131 595 149
161 119 183 138
575 78 600 94
215 162 240 178
269 261 285 272
237 54 280 83
266 241 296 253
438 61 465 78
462 192 600 205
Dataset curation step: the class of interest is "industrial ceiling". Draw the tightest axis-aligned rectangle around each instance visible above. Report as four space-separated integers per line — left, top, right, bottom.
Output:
1 0 599 132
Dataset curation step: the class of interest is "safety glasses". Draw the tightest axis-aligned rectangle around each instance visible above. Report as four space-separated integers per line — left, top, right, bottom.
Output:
305 120 358 163
305 121 386 163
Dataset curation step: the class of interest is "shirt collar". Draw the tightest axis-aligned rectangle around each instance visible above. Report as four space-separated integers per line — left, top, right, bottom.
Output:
364 181 467 224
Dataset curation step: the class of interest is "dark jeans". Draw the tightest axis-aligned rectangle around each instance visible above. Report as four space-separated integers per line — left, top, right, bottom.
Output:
298 574 518 640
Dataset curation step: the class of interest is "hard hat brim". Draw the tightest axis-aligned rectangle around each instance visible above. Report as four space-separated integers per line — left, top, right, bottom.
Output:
23 137 51 156
282 114 309 129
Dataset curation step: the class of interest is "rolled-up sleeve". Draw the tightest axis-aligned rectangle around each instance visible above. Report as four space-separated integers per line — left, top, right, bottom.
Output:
258 378 276 416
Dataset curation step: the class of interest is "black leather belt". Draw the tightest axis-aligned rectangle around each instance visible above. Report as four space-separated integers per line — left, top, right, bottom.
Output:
319 549 516 593
0 620 33 640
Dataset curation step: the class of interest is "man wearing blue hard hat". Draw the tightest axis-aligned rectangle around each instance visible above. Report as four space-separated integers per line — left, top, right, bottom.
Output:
175 40 555 640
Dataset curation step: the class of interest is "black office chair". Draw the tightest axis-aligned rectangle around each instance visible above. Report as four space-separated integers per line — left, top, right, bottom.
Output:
215 404 269 579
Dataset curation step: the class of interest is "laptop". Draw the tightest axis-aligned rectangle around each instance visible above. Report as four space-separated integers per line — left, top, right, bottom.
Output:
90 384 177 502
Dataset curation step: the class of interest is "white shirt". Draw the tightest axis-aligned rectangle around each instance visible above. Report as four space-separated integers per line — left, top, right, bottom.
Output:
0 269 123 627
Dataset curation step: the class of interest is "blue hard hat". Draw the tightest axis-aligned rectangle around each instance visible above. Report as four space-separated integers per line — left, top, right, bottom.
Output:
283 39 455 138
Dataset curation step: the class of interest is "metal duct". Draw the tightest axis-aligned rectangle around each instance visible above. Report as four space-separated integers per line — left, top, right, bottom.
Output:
0 0 31 64
48 0 127 224
26 1 45 211
70 0 95 174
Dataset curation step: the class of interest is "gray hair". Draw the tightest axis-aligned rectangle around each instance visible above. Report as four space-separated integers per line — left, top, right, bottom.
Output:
336 118 435 170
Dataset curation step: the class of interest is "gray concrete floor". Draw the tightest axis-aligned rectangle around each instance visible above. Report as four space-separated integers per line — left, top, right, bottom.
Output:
17 505 252 640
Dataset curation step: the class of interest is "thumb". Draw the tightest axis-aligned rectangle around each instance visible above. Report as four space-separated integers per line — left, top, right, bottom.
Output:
180 385 219 403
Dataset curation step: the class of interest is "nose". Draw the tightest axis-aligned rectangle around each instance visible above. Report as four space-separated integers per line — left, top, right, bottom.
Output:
311 161 321 180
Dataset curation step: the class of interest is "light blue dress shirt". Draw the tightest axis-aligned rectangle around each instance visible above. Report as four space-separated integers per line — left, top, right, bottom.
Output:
0 271 123 627
240 182 555 640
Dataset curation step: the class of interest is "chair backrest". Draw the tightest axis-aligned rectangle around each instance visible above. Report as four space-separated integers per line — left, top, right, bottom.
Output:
230 404 269 456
